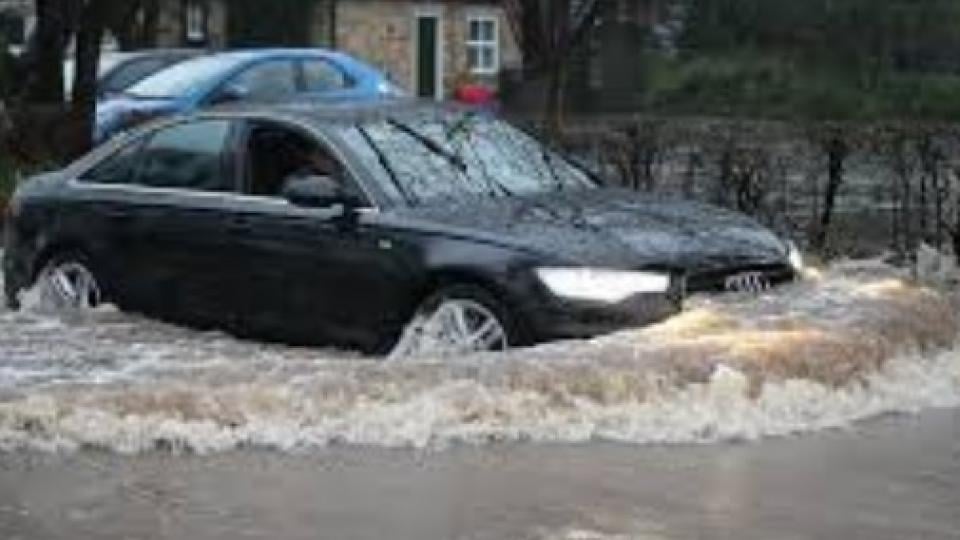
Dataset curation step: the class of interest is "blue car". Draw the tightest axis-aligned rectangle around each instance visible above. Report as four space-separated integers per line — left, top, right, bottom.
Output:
95 48 403 143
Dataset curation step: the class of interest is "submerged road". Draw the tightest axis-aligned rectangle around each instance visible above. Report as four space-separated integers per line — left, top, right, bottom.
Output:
0 408 957 540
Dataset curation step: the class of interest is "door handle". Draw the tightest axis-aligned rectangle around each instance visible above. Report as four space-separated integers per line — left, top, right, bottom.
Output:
103 208 133 224
225 216 255 234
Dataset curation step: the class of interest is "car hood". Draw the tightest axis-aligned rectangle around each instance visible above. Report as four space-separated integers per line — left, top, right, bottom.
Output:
389 188 790 273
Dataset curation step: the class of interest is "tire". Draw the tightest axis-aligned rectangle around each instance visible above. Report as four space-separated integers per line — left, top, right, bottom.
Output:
34 251 105 311
387 283 524 360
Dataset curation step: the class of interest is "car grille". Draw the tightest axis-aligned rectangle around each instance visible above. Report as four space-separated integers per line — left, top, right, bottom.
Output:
686 264 796 293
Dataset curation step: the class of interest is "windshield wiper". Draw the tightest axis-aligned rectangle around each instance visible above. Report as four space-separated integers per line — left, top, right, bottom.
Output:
387 118 467 173
541 148 565 191
357 124 418 206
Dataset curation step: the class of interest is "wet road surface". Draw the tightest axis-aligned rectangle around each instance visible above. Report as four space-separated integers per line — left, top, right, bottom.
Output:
0 408 958 540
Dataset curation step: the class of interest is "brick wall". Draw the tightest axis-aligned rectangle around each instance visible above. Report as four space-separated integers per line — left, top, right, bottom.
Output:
150 0 521 99
334 1 413 89
332 1 520 98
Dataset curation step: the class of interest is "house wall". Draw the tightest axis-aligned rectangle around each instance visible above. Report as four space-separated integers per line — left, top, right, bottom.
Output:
155 0 228 48
133 0 521 99
332 0 520 98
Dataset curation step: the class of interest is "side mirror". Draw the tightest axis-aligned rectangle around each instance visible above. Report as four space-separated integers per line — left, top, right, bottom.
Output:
281 175 360 210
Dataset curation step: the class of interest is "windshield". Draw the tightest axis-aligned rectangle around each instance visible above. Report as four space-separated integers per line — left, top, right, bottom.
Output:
125 55 240 99
63 54 127 96
342 112 594 206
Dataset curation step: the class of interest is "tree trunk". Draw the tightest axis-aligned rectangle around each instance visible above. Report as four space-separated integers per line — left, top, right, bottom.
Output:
813 134 848 253
22 0 70 103
951 216 960 264
544 60 567 139
68 0 105 159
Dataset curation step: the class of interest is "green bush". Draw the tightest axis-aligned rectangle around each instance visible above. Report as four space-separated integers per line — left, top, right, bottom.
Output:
640 53 960 121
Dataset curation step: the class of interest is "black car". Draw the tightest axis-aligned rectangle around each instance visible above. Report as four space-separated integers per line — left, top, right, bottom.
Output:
3 101 800 358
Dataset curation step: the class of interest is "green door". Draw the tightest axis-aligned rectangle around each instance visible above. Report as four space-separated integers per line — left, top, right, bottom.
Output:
416 16 438 99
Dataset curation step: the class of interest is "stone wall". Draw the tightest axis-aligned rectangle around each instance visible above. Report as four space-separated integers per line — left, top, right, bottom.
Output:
333 0 520 97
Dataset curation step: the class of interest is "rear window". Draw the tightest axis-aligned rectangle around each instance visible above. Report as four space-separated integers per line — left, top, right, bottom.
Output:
301 59 351 93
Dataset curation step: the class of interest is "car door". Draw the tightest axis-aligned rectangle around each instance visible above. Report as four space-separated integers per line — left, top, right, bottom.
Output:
224 118 421 349
69 138 149 307
116 119 246 327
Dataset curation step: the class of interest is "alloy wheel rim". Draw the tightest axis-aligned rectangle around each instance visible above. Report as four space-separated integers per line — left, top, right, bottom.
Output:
390 298 509 360
42 261 102 310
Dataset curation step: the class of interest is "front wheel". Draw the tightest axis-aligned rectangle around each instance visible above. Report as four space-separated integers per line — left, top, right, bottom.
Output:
35 253 104 311
388 284 520 360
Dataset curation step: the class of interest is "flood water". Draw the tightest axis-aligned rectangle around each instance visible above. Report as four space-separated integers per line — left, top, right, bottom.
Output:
0 258 959 538
0 258 957 454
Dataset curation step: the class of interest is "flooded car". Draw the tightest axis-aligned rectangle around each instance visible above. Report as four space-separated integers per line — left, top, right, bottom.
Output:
3 101 799 357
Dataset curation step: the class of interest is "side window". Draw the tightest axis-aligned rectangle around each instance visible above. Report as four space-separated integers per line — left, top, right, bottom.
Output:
136 120 234 192
80 140 144 184
301 59 350 93
244 120 364 202
225 60 297 101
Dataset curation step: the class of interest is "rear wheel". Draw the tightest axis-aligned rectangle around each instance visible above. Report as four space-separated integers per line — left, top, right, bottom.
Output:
35 253 104 311
388 284 519 360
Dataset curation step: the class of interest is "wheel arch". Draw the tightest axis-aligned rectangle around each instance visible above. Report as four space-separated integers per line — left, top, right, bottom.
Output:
416 266 533 346
31 239 92 281
29 237 108 294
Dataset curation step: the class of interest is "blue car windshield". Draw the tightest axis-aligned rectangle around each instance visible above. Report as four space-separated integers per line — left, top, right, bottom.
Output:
342 113 595 206
125 55 241 99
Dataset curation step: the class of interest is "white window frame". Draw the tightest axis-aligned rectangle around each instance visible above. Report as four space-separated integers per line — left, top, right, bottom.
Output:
184 0 208 43
465 15 499 75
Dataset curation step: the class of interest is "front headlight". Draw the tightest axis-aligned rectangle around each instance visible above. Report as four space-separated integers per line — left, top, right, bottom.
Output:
535 267 672 303
787 242 804 273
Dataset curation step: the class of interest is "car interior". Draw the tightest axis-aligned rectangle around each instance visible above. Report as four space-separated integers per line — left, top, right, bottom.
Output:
244 122 360 201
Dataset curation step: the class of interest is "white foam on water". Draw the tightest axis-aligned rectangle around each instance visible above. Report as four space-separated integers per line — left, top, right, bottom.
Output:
0 343 957 454
0 256 958 454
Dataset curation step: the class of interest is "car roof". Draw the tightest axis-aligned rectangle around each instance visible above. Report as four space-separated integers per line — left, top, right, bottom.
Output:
201 48 363 64
140 48 381 85
108 48 205 58
204 98 482 125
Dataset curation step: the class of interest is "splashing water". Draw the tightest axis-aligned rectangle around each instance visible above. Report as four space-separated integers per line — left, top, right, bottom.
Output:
0 258 957 454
